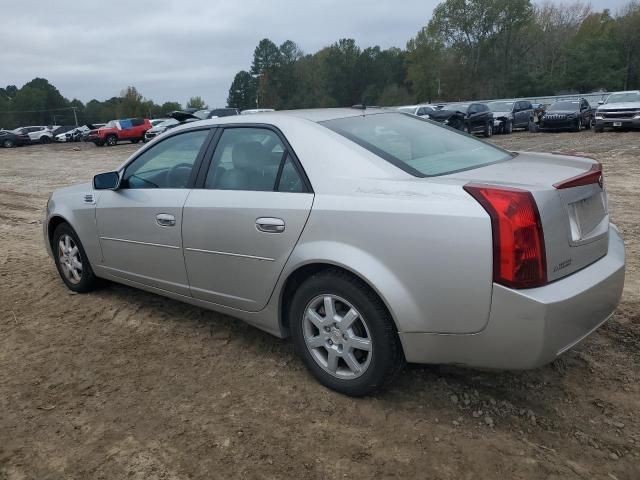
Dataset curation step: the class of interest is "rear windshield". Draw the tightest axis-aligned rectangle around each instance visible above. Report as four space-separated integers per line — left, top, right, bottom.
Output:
321 113 512 177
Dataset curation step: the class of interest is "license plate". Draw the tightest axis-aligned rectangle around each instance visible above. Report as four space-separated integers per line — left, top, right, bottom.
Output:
613 122 622 127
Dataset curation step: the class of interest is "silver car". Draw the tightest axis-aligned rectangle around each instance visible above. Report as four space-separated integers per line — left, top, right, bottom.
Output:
44 109 625 396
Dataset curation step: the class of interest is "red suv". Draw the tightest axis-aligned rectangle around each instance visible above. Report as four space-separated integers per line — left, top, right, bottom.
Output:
87 118 152 146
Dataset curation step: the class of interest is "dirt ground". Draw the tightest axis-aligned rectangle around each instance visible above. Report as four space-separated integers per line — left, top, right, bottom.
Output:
1 131 638 480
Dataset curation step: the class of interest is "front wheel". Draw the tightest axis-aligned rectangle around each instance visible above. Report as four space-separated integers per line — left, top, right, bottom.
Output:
52 223 99 293
40 136 51 144
504 120 513 134
2 139 15 148
290 269 404 396
106 135 117 146
484 122 493 137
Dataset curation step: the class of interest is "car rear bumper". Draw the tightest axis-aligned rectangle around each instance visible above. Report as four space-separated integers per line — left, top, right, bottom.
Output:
399 226 625 369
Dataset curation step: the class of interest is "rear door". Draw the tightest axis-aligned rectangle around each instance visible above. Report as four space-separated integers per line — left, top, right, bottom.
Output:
95 127 213 294
182 126 314 311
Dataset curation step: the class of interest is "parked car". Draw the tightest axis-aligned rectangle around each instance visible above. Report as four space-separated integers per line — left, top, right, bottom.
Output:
86 118 152 146
12 126 56 144
539 99 593 132
241 109 276 115
396 104 438 118
429 102 494 136
487 100 534 134
594 90 640 132
43 108 624 396
150 118 169 128
194 108 240 119
0 129 30 148
55 126 90 143
144 118 180 142
80 123 105 142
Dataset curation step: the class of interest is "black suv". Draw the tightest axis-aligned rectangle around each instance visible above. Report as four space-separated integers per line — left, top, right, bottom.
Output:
429 102 494 137
539 98 593 132
487 100 534 134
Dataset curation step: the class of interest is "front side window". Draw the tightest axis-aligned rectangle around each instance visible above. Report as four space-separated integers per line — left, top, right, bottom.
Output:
122 129 209 189
322 113 512 177
205 127 299 192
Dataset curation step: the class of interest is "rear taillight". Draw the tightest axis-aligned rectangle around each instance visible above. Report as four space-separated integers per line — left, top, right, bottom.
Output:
553 163 602 189
464 184 547 289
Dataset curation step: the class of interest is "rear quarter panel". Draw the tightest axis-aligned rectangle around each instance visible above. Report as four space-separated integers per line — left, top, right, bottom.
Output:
285 181 493 334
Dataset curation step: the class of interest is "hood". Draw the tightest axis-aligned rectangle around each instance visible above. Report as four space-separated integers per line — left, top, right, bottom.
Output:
598 101 640 111
542 109 579 116
168 110 201 122
52 182 93 198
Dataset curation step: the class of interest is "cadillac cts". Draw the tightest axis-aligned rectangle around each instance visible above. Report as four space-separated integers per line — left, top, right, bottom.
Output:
44 109 625 396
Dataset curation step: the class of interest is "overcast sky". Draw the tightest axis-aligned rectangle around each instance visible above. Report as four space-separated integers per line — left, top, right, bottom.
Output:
3 0 631 108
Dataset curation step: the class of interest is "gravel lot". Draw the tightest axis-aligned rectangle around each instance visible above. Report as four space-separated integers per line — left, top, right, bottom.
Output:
1 131 639 479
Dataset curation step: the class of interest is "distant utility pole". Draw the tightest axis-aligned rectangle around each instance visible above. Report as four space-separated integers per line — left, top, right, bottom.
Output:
72 107 78 126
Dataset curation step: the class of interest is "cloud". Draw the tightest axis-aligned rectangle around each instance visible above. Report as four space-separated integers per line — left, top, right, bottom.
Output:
3 0 629 107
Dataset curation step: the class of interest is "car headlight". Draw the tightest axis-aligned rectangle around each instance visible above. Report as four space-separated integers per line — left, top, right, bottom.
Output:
443 119 449 125
595 114 604 119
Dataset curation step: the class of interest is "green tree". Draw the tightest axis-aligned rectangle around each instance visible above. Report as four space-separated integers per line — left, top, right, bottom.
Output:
186 96 207 109
227 71 257 110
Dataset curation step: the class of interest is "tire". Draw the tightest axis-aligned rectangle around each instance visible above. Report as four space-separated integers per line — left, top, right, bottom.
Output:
2 139 15 148
573 119 582 132
52 223 99 293
463 124 470 134
106 135 117 146
483 122 493 138
289 269 404 396
595 125 604 133
504 120 513 134
131 139 140 144
40 136 51 144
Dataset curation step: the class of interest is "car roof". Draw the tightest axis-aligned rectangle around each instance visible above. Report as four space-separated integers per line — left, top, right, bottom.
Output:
187 108 395 126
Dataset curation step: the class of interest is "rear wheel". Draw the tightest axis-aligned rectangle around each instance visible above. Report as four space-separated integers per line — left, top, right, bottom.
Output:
289 269 404 396
106 135 117 146
595 125 604 133
52 223 98 293
2 139 15 148
40 136 51 144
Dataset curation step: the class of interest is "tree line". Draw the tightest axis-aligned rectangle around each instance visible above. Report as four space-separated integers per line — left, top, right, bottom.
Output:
0 79 207 130
227 0 640 110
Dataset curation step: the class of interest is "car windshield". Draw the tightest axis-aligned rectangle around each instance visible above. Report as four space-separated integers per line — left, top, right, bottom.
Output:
605 92 640 104
548 101 580 111
487 102 514 112
321 113 511 177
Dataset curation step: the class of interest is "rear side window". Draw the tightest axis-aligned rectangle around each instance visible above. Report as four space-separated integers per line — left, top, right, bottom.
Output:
321 113 512 177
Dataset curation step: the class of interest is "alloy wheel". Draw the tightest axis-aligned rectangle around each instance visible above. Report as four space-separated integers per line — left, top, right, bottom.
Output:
302 294 372 379
57 234 83 285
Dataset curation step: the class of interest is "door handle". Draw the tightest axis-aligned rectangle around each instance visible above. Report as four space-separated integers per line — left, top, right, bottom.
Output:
156 213 176 227
256 217 285 233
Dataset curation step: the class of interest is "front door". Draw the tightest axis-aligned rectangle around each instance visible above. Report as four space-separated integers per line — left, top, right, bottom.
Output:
182 126 314 311
95 128 212 295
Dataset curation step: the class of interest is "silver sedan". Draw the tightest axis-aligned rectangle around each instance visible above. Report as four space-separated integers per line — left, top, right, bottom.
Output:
44 109 625 396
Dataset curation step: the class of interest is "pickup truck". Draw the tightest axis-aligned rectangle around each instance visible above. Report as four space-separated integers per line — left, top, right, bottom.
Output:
595 90 640 132
86 118 151 146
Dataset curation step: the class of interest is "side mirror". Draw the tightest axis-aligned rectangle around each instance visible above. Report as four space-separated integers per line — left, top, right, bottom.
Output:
93 171 120 190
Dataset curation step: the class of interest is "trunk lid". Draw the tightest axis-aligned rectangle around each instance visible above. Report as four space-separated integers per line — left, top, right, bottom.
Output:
448 151 609 282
